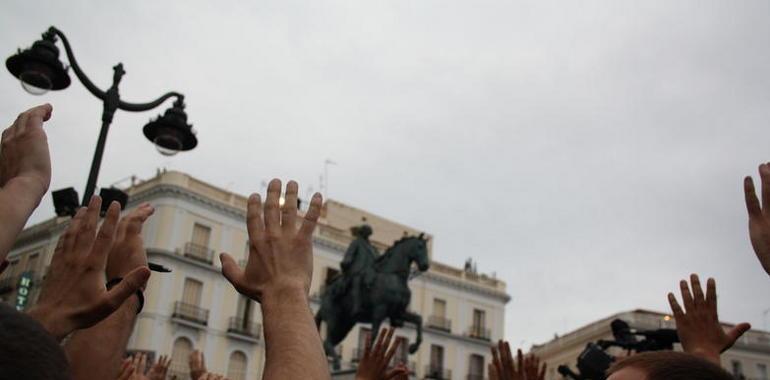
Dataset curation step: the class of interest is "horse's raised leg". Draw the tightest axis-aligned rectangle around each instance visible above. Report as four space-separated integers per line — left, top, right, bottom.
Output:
402 311 423 353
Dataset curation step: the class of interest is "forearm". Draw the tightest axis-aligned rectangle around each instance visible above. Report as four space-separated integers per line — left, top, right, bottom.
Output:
261 289 330 380
64 296 140 380
0 180 45 259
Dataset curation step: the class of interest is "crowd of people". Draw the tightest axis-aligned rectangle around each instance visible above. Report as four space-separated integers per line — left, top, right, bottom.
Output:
0 103 763 379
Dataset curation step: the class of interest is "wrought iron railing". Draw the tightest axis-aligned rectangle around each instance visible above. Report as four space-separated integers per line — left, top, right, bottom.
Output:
467 325 491 341
427 315 452 332
183 242 214 264
228 317 261 339
424 365 452 380
172 301 209 325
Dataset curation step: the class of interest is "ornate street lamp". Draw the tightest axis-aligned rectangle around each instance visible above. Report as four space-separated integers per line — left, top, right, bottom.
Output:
6 26 198 206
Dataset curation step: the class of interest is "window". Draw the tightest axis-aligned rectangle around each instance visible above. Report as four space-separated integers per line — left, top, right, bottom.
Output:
226 351 247 380
191 223 211 247
469 354 485 378
26 253 39 272
357 327 371 361
429 344 444 370
473 309 486 329
237 295 253 321
391 336 409 367
433 299 446 318
758 363 768 380
732 360 743 378
182 278 203 306
170 338 193 378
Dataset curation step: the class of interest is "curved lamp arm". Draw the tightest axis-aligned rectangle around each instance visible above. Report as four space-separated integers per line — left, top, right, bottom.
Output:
49 27 107 100
118 92 184 112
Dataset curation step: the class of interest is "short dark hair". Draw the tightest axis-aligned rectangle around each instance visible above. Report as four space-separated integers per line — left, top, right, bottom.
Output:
0 303 70 379
607 351 733 380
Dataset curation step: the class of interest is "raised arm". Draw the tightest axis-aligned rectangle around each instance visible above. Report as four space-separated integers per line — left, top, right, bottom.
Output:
667 274 751 364
744 164 770 276
220 179 329 380
62 203 155 380
0 104 53 259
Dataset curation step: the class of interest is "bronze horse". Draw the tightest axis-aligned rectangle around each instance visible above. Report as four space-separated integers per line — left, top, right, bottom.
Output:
315 235 430 369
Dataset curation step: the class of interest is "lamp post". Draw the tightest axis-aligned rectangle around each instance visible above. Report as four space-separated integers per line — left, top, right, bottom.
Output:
5 26 198 207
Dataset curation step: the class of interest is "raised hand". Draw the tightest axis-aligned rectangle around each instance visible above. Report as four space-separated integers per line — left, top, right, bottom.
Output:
667 274 751 364
491 341 544 380
221 179 322 302
522 354 546 380
745 164 770 276
117 358 135 380
0 104 54 259
0 103 53 199
189 350 207 380
355 327 407 380
147 354 170 380
27 197 151 340
107 203 155 283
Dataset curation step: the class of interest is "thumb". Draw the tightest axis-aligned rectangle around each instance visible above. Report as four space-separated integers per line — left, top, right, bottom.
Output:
725 323 751 351
220 253 243 289
106 266 151 310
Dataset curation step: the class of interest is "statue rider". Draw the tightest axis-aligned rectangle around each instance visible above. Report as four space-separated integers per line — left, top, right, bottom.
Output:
341 224 379 318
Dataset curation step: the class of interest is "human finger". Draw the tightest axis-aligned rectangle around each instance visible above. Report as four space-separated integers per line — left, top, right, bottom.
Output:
298 192 322 239
281 180 298 232
264 179 282 238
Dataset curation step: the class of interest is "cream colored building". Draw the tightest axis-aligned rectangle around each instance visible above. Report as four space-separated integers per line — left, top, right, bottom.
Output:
530 309 770 380
1 170 510 380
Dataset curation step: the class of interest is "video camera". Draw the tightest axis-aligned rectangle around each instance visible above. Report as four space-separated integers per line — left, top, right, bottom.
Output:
557 319 679 380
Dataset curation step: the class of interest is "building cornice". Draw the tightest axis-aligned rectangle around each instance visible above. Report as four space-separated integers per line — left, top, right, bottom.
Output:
129 184 247 221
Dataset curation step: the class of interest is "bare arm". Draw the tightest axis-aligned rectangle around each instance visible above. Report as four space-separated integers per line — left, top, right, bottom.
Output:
64 296 140 379
261 289 328 378
0 104 53 259
63 204 155 379
220 180 330 380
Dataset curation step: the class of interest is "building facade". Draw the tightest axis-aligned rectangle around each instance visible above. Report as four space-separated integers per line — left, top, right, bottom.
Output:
2 170 510 380
530 309 770 380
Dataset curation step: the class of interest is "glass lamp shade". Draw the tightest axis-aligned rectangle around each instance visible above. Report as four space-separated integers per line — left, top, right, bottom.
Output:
6 37 70 95
143 101 197 156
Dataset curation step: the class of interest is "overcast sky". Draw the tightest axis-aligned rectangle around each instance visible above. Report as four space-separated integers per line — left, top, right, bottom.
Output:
2 0 768 349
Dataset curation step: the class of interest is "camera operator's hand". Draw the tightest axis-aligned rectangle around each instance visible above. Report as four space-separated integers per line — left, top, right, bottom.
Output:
667 274 751 364
0 104 53 260
745 164 770 277
27 197 151 341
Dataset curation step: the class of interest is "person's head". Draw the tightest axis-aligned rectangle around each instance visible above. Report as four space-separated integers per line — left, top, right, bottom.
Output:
0 303 69 380
607 351 732 380
353 224 373 239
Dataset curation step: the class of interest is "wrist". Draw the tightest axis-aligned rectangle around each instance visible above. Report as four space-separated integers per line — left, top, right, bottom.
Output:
689 347 721 365
27 305 70 341
4 176 47 203
261 286 308 312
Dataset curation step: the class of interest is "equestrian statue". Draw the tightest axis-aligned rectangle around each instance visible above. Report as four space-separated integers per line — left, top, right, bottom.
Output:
314 224 430 369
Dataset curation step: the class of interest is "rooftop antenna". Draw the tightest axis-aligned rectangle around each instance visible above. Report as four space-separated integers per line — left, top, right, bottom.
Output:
323 159 337 200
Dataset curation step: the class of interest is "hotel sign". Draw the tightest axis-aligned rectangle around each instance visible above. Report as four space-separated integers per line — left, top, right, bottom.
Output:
15 271 33 311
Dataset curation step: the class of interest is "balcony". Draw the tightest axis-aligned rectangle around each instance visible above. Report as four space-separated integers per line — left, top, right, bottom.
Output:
228 317 261 339
172 301 209 326
183 242 214 264
424 365 452 380
467 325 491 341
427 315 452 332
